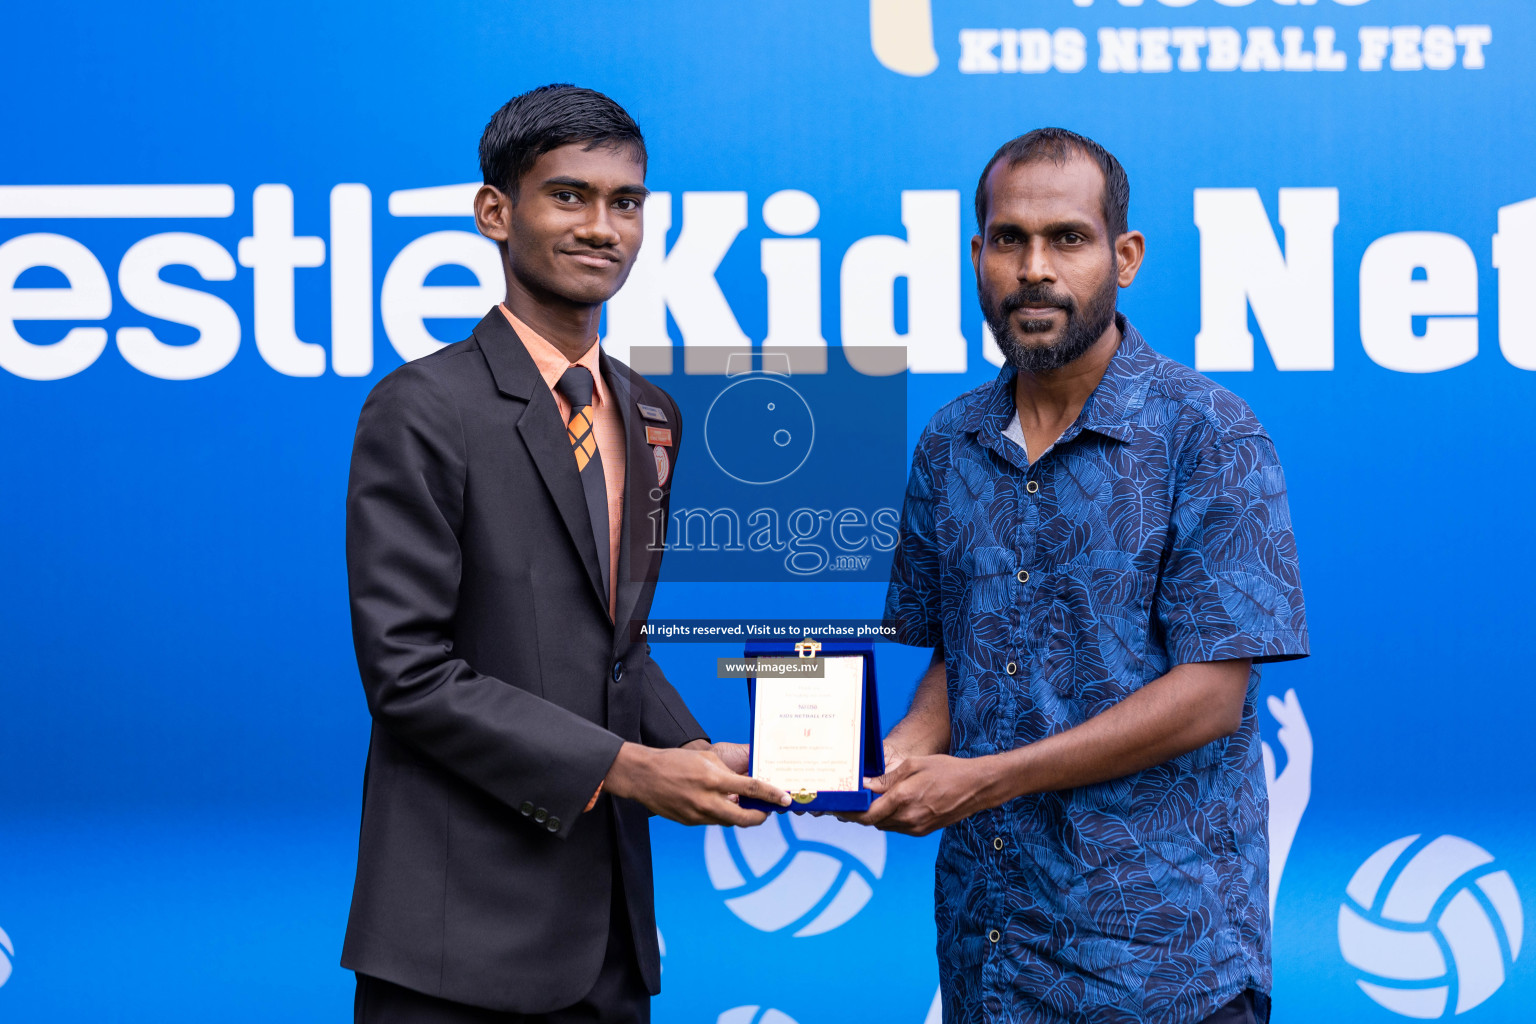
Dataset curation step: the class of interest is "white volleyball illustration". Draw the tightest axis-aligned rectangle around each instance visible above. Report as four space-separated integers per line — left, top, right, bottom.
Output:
705 814 885 937
1339 834 1523 1018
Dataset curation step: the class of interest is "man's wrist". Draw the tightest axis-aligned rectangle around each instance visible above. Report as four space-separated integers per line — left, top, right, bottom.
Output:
603 741 651 800
887 724 947 759
977 748 1030 807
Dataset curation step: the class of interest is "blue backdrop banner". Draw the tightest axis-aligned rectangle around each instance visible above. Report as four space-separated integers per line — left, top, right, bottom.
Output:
1 2 1532 1022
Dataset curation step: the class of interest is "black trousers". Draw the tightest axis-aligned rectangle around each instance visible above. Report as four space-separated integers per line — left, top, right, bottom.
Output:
354 866 648 1024
1199 990 1271 1024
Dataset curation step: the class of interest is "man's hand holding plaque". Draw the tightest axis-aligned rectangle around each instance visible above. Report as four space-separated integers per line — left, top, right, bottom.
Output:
604 740 793 826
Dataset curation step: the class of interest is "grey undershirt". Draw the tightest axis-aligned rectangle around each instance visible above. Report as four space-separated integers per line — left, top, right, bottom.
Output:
1003 411 1029 461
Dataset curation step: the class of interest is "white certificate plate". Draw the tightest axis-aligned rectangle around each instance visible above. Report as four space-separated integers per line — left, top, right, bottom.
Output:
750 655 865 794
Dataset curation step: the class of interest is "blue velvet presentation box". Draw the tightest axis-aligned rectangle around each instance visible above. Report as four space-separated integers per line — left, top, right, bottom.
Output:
739 639 884 814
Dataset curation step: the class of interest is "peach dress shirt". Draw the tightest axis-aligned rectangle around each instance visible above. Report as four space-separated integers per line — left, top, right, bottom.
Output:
500 305 625 618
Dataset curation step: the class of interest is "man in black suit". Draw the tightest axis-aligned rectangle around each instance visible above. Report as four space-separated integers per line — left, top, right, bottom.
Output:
342 84 790 1023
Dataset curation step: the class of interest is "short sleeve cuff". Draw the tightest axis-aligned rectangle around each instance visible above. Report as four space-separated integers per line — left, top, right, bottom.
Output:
1166 626 1310 667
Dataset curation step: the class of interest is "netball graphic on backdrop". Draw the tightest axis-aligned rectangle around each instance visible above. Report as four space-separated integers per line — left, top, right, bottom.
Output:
1339 834 1524 1018
717 1008 799 1024
704 814 886 937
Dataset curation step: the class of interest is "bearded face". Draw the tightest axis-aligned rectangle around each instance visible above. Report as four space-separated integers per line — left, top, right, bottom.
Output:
981 267 1118 374
972 154 1127 375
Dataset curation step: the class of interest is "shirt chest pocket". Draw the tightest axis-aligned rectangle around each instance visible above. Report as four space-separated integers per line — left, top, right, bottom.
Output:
1039 560 1161 700
1037 448 1175 569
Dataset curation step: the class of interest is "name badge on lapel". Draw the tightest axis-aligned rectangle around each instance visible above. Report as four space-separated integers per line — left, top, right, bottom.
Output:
636 403 668 423
645 426 673 447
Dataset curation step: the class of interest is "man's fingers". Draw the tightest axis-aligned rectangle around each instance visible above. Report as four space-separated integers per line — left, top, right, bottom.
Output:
870 806 926 835
718 771 792 807
865 755 920 794
855 790 902 827
712 741 751 774
711 803 770 828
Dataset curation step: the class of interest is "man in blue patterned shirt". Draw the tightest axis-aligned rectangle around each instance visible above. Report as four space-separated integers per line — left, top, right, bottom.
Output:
852 129 1308 1024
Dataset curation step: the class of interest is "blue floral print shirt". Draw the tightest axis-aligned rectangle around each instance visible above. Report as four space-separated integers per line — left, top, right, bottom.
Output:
885 316 1308 1024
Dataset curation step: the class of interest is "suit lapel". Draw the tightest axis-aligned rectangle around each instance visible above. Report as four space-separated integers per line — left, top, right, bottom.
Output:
606 355 669 643
474 311 608 612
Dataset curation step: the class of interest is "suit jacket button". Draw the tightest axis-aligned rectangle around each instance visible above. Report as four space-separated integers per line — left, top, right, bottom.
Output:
534 808 548 823
520 801 533 817
546 817 560 832
613 661 624 683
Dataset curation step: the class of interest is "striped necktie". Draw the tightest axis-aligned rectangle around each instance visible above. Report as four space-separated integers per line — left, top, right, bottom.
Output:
554 366 610 606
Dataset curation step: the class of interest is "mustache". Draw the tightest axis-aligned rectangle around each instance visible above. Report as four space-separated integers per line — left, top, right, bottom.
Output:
998 284 1078 316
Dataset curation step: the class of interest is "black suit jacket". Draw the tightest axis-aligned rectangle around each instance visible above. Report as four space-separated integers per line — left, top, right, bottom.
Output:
341 309 705 1013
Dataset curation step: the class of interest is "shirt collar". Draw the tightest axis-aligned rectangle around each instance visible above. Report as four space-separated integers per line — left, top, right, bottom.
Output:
499 304 609 407
966 313 1155 451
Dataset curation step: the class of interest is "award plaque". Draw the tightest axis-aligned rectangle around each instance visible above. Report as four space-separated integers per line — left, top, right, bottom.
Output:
740 639 884 813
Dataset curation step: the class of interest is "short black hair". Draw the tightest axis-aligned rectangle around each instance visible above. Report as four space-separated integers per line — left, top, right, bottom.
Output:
974 127 1129 239
479 84 646 200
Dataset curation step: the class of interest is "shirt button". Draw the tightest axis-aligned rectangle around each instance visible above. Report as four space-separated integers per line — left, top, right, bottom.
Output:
613 661 624 683
1016 569 1030 583
534 808 549 823
1026 480 1040 494
994 837 1005 851
546 817 561 832
1006 661 1017 676
988 928 1001 943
